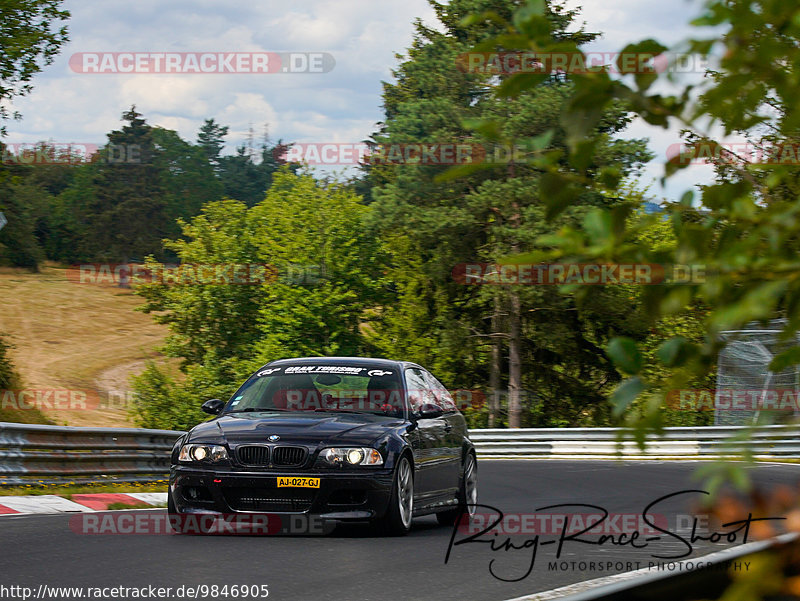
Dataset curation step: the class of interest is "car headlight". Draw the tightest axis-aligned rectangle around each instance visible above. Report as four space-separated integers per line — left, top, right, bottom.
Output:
318 447 383 466
178 444 229 462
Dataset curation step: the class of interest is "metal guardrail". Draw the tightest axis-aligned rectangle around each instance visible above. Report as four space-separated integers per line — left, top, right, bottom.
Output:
1 423 798 486
469 425 800 459
0 422 183 486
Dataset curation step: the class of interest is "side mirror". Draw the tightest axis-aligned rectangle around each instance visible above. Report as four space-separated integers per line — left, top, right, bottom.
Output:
417 403 443 420
202 399 225 415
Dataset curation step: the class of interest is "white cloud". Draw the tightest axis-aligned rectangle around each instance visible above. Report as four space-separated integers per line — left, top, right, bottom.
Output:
4 0 714 200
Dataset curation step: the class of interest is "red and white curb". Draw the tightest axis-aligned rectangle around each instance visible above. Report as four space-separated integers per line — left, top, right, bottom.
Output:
0 492 167 515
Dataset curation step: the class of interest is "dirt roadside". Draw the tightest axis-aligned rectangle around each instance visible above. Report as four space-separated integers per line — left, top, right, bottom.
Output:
0 265 176 426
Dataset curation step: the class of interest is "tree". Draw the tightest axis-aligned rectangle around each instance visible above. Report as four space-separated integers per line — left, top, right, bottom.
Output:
199 120 296 207
151 126 223 232
461 1 800 594
217 140 295 207
454 0 800 436
363 0 652 426
86 107 169 261
132 170 384 430
0 2 69 268
0 159 47 269
196 118 229 171
7 113 295 265
218 146 265 206
45 163 98 263
0 0 69 136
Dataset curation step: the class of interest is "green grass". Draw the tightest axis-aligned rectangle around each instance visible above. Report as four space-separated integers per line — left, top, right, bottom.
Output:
0 265 176 427
106 501 164 510
0 406 52 424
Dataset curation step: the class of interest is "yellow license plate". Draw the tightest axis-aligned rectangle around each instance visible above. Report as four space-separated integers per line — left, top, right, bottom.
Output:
277 477 320 488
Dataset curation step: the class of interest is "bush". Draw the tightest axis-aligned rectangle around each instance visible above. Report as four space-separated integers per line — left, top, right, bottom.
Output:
0 333 51 425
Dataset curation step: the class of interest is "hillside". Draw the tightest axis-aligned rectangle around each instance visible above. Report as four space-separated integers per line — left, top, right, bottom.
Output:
0 265 175 427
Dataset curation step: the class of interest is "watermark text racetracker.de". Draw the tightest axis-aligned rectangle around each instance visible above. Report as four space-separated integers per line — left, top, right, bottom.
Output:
0 584 269 599
234 387 489 413
667 141 800 166
0 389 138 412
1 143 142 165
0 385 527 413
452 263 707 285
455 51 710 75
69 511 333 536
69 52 335 74
667 389 800 412
66 263 327 286
277 142 553 166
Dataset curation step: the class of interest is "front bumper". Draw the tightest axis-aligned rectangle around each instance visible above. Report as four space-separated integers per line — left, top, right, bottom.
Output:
169 465 394 521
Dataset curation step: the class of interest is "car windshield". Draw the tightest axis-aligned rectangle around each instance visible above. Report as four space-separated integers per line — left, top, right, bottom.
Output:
225 365 405 415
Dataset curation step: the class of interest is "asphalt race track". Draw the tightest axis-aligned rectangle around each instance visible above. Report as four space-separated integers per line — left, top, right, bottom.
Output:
3 460 800 601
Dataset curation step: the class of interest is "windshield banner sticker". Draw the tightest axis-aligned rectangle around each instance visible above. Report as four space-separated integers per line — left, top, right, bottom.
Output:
284 366 366 375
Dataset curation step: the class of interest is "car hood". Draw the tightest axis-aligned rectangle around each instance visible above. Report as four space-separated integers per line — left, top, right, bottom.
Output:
188 412 404 446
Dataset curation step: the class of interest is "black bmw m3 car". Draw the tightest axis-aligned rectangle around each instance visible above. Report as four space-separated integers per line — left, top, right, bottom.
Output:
168 357 478 535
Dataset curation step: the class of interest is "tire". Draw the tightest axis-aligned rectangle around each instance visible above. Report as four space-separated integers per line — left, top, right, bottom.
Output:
168 491 218 535
167 490 186 535
436 453 477 527
376 455 414 536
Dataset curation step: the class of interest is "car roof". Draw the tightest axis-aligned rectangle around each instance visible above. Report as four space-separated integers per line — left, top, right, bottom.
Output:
259 356 421 371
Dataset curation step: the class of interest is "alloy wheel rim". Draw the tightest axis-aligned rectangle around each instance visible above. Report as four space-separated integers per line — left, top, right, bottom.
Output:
398 458 413 528
465 456 477 516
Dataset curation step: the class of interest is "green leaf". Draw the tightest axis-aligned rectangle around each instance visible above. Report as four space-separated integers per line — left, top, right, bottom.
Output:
496 72 549 98
617 40 667 91
570 138 599 172
433 161 495 183
607 337 643 374
513 0 546 22
540 172 581 219
769 346 800 373
656 336 696 367
611 377 645 417
512 0 548 38
461 118 503 140
710 281 788 331
597 166 622 190
519 129 555 152
728 465 751 493
583 208 613 245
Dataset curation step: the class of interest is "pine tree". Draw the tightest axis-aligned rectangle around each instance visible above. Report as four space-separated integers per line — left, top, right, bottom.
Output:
364 0 653 426
86 106 169 261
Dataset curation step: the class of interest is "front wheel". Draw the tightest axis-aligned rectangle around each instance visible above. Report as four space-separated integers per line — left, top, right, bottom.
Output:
436 453 477 526
375 455 414 536
167 490 187 535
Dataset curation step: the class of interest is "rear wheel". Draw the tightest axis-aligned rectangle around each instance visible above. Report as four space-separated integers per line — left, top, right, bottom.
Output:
376 455 414 536
436 453 477 526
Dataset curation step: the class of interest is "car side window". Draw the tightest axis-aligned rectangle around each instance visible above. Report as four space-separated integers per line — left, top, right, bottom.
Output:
404 368 437 412
423 371 457 413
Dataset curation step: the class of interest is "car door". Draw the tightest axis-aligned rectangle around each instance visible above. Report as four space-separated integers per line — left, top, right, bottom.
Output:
422 371 462 496
404 367 448 502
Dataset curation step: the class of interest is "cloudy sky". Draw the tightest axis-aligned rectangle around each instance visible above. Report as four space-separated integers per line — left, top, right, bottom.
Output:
5 0 717 202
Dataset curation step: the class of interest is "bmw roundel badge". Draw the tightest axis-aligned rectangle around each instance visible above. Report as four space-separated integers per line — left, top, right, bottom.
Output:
268 435 280 442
